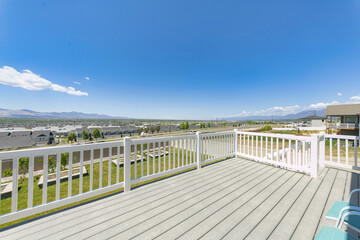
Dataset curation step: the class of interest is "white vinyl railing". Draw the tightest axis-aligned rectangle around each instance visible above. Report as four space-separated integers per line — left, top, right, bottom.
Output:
327 123 359 129
0 131 235 225
324 134 360 170
235 131 320 177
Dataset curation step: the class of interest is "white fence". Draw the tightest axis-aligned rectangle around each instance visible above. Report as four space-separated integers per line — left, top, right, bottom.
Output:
235 131 320 177
0 131 235 225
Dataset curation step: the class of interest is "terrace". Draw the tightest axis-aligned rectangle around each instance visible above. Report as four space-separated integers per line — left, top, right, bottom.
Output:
0 131 360 239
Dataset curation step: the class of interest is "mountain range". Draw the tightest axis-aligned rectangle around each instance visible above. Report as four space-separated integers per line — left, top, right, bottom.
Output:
0 108 128 119
224 109 326 121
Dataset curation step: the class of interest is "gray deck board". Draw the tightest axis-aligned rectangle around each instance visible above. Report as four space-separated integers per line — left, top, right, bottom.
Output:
0 157 358 240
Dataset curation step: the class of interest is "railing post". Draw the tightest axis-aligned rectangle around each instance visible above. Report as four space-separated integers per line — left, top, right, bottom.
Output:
234 129 238 156
319 132 325 168
124 137 131 192
310 134 319 178
196 131 202 170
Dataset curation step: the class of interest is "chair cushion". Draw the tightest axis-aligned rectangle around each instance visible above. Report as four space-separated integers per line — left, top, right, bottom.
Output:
315 225 357 240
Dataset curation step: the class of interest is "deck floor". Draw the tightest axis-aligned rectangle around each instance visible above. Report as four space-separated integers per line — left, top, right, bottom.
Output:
0 157 359 240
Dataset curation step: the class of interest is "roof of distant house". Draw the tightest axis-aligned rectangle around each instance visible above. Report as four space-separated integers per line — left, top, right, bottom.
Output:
325 104 360 116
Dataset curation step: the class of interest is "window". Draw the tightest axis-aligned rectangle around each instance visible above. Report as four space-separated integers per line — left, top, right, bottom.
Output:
344 116 357 123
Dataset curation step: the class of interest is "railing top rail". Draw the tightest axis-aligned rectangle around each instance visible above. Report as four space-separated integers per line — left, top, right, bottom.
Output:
0 140 124 159
131 134 197 144
201 131 234 137
325 134 359 140
236 130 311 141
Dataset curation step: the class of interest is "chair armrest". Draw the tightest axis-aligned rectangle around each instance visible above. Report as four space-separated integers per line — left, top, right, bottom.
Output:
348 189 360 203
337 211 360 229
336 206 360 228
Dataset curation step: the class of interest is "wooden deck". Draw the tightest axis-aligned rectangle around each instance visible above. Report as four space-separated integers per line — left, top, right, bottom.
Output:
0 157 359 240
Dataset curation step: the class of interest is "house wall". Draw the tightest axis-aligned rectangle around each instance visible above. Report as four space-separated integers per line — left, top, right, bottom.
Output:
310 119 325 127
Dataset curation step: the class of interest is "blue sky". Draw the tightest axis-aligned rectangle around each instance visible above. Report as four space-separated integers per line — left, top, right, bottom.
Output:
0 0 360 120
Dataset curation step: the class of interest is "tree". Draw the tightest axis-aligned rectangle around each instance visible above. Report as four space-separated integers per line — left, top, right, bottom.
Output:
144 127 149 134
137 128 143 135
3 157 29 184
185 121 189 130
150 126 156 134
82 131 89 143
181 123 185 130
155 126 161 133
67 133 77 143
92 128 102 141
223 122 227 127
207 123 210 128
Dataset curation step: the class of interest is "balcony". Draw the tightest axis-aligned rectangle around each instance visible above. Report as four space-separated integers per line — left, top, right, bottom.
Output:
327 122 359 129
0 131 359 238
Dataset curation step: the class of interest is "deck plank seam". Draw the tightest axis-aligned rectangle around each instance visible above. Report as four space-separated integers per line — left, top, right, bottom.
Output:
313 170 339 238
218 171 297 240
244 173 312 240
193 169 290 240
288 168 329 239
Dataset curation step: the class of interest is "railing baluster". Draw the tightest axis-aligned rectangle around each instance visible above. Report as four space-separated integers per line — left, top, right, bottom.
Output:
282 139 285 165
146 144 150 175
288 140 291 166
337 138 340 164
80 150 84 194
330 138 333 162
28 155 34 209
182 139 185 166
276 138 279 162
186 139 188 165
99 148 103 188
56 153 60 200
251 135 254 156
239 133 242 154
260 135 263 159
90 149 94 191
68 152 73 197
43 155 48 204
11 158 18 212
295 140 298 166
271 137 274 162
355 138 358 168
116 146 120 183
0 159 2 209
134 144 137 178
346 139 349 166
158 141 161 172
177 140 180 167
108 147 112 185
265 136 268 159
141 143 144 177
153 142 156 173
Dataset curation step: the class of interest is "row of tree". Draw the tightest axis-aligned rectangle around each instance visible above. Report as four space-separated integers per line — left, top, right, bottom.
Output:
66 128 103 143
137 126 161 135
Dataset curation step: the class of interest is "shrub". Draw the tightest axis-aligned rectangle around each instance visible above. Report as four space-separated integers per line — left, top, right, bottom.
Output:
261 125 272 132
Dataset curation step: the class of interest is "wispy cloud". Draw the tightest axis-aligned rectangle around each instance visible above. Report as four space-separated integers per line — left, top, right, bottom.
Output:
0 66 88 96
225 101 341 118
351 95 360 101
73 81 81 85
84 77 90 80
337 92 342 96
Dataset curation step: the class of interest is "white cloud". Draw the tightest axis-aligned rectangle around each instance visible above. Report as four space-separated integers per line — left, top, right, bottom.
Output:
0 66 88 96
307 101 339 109
337 92 342 96
73 81 81 85
351 95 360 100
84 77 90 80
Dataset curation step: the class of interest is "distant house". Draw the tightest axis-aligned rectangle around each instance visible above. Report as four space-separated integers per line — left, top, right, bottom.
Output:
325 104 360 136
293 115 325 128
0 130 36 150
32 130 54 144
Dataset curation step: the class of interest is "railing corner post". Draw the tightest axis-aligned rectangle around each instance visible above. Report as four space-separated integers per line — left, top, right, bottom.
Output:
319 132 325 168
124 137 132 192
310 134 319 178
196 131 202 170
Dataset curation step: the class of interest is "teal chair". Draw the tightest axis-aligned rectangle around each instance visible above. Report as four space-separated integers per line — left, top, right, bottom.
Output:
316 212 360 240
326 189 360 232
